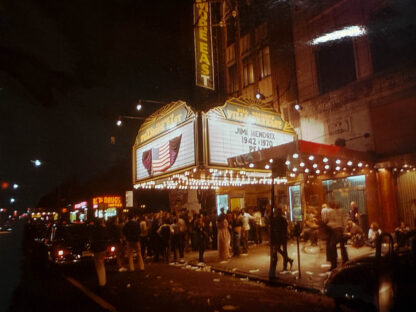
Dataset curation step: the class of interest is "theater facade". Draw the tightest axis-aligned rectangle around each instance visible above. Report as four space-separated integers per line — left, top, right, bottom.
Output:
132 97 414 232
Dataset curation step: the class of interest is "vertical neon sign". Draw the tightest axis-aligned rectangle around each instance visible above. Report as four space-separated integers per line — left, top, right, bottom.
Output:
193 0 215 90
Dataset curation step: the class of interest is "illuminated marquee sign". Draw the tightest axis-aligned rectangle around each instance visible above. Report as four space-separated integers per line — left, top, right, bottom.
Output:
193 0 214 90
133 101 197 183
74 201 88 209
92 196 122 209
136 122 196 181
137 103 189 145
206 98 296 166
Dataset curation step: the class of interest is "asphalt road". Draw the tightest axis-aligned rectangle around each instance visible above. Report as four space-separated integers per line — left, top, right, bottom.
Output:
9 253 337 312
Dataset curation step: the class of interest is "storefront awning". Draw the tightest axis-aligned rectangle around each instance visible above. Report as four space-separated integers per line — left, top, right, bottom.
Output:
227 140 376 178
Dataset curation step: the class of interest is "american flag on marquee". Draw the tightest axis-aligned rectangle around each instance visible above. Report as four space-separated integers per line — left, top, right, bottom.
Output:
142 135 182 175
152 141 170 172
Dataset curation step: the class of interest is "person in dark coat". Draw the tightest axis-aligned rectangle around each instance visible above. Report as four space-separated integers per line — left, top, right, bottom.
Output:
157 218 173 263
195 217 208 264
91 218 109 287
123 215 144 271
269 208 293 280
107 216 126 272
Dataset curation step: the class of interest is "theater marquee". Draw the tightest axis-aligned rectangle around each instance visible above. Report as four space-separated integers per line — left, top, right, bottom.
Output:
205 98 296 166
193 0 214 90
133 101 197 183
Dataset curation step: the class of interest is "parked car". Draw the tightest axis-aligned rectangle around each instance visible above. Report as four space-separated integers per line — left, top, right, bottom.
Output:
0 220 14 232
324 231 416 312
44 223 117 265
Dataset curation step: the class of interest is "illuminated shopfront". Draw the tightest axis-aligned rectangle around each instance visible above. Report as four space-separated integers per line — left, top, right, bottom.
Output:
92 195 123 220
70 201 88 223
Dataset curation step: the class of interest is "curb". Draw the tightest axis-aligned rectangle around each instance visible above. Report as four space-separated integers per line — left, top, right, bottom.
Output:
185 260 322 294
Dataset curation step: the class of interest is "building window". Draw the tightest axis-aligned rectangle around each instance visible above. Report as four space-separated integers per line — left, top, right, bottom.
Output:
368 3 416 73
242 57 254 87
258 46 271 80
240 34 250 56
228 64 239 93
315 39 356 94
227 19 236 46
255 23 267 45
226 44 236 65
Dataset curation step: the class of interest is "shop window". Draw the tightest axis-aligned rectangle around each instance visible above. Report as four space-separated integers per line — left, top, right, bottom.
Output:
368 3 416 73
242 57 254 87
322 175 366 216
216 194 229 215
289 184 302 222
315 39 356 94
258 46 271 80
228 64 239 93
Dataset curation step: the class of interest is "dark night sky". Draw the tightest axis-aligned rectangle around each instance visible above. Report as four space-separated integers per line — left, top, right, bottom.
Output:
1 0 415 211
0 0 197 211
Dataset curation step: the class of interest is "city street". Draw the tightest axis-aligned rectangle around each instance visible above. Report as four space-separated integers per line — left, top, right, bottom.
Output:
1 1 415 311
9 251 336 312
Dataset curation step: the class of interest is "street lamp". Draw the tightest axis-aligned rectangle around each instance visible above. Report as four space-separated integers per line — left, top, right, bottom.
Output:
117 99 169 127
116 115 145 127
31 159 42 167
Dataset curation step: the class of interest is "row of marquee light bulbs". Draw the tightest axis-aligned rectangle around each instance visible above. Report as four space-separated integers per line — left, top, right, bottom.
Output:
135 154 415 190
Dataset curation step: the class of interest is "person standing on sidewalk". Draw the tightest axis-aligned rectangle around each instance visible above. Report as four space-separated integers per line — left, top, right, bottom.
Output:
239 208 254 254
157 217 174 263
231 211 242 256
195 216 208 264
107 216 127 272
268 208 293 280
139 215 149 260
123 215 145 272
322 202 348 270
217 212 231 260
91 218 109 287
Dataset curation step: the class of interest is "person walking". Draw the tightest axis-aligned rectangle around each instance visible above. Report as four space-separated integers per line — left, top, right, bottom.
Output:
91 218 109 287
268 208 293 280
322 202 348 270
123 215 144 272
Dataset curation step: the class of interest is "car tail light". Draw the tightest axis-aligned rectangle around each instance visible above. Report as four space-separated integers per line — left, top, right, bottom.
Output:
56 248 68 257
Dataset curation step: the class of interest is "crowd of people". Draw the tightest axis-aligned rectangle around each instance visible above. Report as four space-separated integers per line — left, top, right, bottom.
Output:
90 207 267 286
31 200 413 287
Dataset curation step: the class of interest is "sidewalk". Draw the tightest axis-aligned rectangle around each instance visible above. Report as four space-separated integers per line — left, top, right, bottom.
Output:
181 239 374 292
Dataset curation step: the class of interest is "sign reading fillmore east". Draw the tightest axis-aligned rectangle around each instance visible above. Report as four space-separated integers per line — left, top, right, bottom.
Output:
134 102 196 182
206 99 296 166
193 0 214 90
